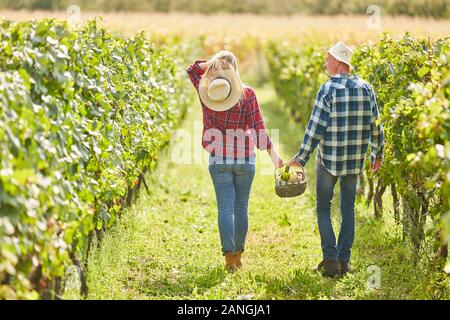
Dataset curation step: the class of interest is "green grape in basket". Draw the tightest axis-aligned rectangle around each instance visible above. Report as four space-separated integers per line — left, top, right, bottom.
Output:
281 165 291 181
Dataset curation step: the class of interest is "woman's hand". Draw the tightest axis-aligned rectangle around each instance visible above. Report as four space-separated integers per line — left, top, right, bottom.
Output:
268 149 284 168
199 62 209 71
273 156 284 169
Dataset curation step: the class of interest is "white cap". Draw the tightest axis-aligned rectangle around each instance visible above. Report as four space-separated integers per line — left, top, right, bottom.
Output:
328 41 353 68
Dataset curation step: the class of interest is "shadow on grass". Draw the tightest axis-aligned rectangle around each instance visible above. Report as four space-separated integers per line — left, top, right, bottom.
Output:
254 268 338 299
247 212 448 299
124 265 228 298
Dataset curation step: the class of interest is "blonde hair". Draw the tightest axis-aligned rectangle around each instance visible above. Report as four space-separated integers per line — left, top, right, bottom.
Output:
204 51 246 105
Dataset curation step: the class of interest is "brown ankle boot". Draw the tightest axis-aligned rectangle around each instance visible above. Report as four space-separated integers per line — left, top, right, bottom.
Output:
235 250 243 269
224 252 236 272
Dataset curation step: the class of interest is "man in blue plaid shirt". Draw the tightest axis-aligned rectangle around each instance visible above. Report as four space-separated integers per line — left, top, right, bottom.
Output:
289 42 385 277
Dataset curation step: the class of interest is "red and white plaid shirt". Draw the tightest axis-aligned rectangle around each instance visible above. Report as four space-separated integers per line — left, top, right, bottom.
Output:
187 60 273 159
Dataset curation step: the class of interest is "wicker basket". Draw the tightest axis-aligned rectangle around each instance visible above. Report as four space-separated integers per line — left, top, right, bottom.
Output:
274 165 307 198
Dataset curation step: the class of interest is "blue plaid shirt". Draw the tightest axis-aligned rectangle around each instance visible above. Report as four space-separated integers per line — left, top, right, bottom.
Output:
294 73 385 176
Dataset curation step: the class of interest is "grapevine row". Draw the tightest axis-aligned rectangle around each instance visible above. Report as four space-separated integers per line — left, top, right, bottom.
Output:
0 18 194 299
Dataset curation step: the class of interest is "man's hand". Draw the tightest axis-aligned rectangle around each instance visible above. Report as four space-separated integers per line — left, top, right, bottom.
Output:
288 158 303 167
371 158 382 173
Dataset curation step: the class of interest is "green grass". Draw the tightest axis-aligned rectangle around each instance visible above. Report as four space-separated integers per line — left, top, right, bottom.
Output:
68 85 449 300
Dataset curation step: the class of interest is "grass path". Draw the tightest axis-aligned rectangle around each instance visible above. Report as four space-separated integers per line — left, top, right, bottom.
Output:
75 85 449 300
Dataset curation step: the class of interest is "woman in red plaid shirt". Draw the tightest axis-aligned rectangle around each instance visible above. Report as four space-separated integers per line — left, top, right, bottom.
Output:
187 51 283 272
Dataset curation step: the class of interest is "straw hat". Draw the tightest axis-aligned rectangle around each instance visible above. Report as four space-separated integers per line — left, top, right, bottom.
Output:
328 41 353 68
198 68 243 112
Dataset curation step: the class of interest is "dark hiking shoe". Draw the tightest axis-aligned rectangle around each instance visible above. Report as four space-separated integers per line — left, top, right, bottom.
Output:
314 260 339 278
339 260 351 275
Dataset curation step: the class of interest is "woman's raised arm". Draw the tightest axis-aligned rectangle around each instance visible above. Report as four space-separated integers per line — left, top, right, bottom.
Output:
186 60 208 90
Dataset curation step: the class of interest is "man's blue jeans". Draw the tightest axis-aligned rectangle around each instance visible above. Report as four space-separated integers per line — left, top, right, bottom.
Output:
316 164 357 262
208 156 255 255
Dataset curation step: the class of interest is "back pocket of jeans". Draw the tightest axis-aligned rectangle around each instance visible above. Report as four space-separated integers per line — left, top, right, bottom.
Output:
234 164 255 175
209 164 226 173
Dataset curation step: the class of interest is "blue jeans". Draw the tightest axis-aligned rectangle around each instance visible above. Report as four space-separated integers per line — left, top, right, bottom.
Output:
208 155 256 255
316 164 357 262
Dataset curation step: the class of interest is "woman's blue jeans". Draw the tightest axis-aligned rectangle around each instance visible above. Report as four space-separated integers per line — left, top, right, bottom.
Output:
208 155 256 255
316 164 358 263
